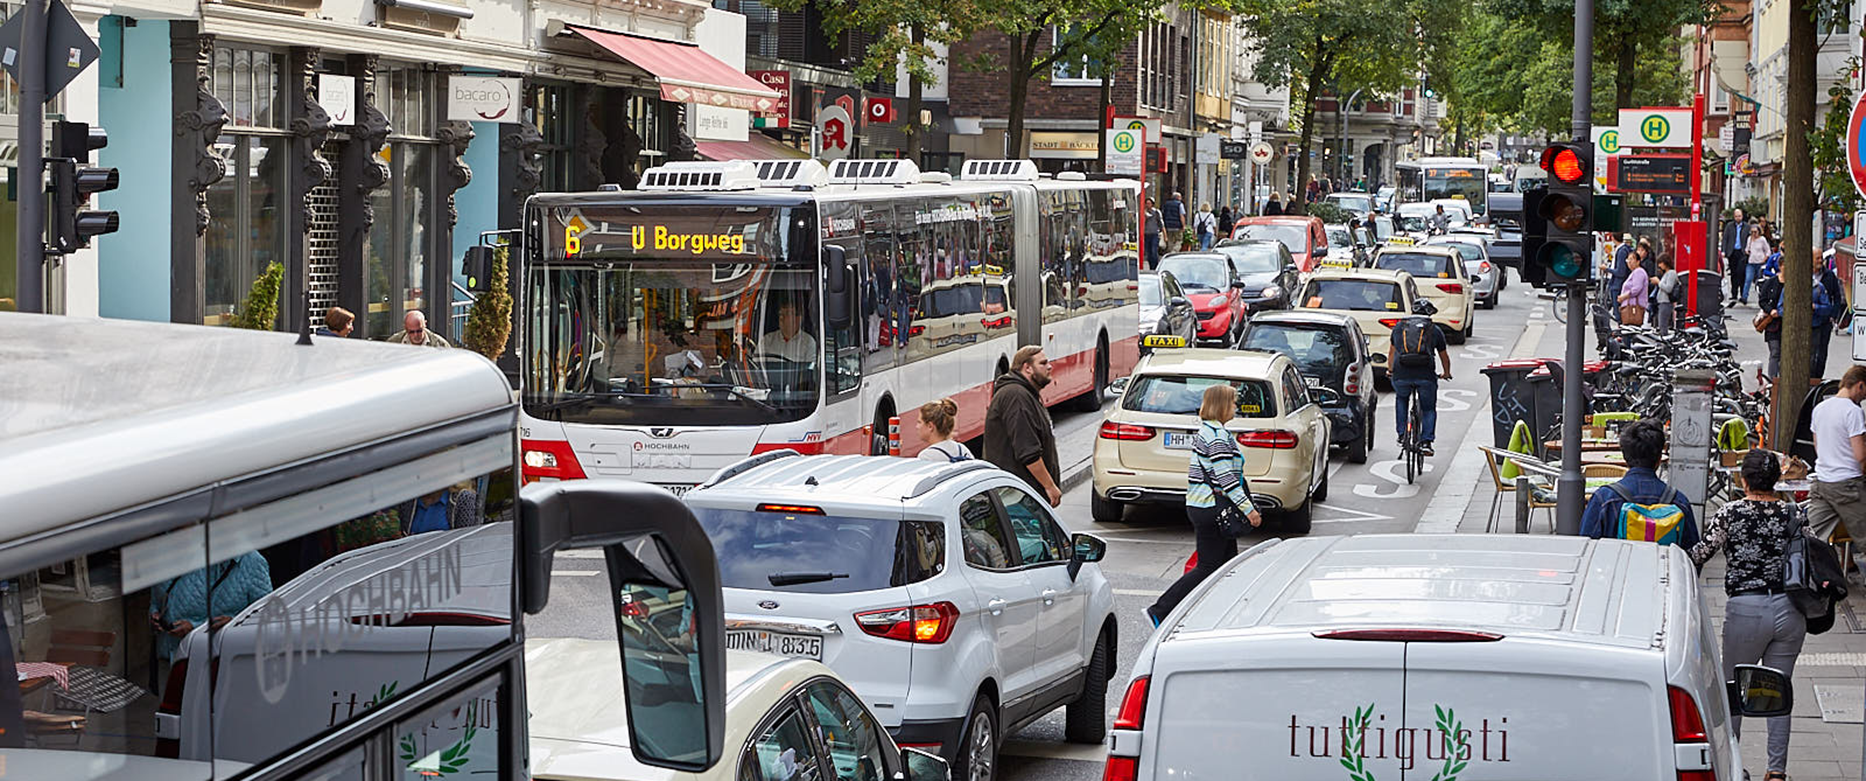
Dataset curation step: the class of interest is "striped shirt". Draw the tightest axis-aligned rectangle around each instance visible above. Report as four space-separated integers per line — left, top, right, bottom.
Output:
1185 420 1255 509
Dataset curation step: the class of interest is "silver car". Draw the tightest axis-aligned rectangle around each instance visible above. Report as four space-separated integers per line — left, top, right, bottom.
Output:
1424 235 1498 309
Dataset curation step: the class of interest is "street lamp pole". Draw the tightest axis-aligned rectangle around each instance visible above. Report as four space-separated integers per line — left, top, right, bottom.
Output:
1339 88 1364 186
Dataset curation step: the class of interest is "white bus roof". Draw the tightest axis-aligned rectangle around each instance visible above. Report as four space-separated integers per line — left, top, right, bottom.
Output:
1399 157 1485 167
0 312 515 556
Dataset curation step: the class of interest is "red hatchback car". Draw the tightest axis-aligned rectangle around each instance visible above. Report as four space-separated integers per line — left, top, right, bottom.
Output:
1156 252 1246 346
1232 215 1329 272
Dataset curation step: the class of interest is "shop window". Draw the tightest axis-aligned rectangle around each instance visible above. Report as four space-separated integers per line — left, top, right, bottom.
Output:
213 46 283 130
530 84 576 193
366 143 436 339
204 136 290 325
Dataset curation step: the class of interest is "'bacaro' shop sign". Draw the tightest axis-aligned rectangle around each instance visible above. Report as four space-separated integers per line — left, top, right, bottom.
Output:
448 76 522 124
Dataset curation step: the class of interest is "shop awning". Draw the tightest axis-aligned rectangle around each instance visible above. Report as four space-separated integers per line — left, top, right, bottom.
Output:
565 24 779 112
695 134 809 162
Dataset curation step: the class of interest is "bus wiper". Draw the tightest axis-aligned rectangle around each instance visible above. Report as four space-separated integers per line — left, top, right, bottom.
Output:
679 383 780 415
767 572 850 586
523 391 626 419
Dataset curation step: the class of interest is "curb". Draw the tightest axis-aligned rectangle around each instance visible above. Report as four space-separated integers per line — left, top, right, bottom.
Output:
1061 457 1094 493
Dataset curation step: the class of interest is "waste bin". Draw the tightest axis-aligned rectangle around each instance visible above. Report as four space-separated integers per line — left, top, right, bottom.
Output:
1481 359 1564 452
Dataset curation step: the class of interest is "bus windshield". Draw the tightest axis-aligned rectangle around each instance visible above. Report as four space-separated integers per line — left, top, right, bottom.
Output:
525 204 818 427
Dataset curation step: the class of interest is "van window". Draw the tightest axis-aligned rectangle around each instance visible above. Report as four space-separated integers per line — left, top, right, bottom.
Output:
994 487 1069 565
958 494 1015 570
1122 375 1277 419
693 508 945 593
746 707 824 781
1301 278 1403 311
802 681 889 781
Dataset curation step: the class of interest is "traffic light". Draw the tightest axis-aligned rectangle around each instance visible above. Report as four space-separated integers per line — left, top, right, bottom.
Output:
1520 184 1549 288
46 120 118 254
1531 141 1592 284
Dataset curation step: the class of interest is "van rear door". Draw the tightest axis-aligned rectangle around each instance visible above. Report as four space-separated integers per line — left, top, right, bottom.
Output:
1402 640 1671 780
1145 634 1405 780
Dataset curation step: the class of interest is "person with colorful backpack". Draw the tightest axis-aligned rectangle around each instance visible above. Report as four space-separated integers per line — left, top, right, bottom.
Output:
1578 419 1701 548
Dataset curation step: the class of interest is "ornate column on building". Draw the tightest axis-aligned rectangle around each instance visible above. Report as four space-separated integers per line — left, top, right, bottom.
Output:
576 86 607 189
284 46 333 333
497 81 544 230
338 54 390 334
168 23 227 324
431 117 475 333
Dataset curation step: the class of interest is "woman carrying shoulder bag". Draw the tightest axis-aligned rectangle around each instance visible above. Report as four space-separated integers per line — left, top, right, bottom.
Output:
1687 450 1807 781
1146 384 1262 626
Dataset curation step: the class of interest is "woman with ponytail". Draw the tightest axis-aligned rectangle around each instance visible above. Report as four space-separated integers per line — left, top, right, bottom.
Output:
916 398 974 462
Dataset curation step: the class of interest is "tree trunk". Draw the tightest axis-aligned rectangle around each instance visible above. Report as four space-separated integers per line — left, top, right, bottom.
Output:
1004 29 1044 158
1614 33 1637 110
1292 42 1330 217
1775 0 1818 449
907 23 925 165
1097 72 1112 172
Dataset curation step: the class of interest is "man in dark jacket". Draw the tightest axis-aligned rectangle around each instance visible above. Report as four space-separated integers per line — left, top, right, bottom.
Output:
985 346 1062 506
1162 193 1186 247
1723 209 1749 304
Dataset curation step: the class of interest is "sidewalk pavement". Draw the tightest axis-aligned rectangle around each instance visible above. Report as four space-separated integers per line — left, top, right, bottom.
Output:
1450 296 1865 781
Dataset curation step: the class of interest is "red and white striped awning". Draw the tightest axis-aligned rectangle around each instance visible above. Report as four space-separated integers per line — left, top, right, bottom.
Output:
565 25 780 112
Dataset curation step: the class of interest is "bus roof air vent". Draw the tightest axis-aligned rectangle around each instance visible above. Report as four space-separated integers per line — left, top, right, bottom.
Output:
639 161 761 192
750 159 830 188
959 159 1040 182
827 158 923 186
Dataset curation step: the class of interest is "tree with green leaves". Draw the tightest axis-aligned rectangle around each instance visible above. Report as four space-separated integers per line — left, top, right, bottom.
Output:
232 262 283 331
1237 0 1446 213
772 0 982 162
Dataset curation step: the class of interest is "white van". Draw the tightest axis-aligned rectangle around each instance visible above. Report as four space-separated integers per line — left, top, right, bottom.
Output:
1106 535 1792 781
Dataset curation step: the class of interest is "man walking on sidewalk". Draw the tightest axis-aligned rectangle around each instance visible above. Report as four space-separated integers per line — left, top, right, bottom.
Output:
1808 366 1866 546
984 346 1063 506
1723 209 1749 304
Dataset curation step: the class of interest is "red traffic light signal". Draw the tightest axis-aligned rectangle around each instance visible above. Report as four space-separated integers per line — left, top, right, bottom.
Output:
1539 144 1589 185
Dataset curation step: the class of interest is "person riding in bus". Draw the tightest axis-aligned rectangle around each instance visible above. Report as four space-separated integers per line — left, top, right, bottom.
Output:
758 299 818 364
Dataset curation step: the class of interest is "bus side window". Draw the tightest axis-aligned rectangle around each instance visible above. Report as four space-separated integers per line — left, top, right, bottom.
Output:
826 243 863 398
862 204 897 374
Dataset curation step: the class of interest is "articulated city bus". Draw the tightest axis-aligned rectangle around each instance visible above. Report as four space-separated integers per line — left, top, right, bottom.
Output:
1396 156 1491 217
0 312 728 780
517 158 1142 490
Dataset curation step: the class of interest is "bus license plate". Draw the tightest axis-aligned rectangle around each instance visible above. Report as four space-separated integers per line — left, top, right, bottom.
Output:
1165 431 1195 450
725 630 822 660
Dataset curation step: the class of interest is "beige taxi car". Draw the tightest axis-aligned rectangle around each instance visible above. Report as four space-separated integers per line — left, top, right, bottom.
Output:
1368 244 1474 343
1091 343 1333 534
1292 268 1423 384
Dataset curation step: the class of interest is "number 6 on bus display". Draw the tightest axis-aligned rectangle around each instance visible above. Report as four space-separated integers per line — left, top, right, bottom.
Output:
520 479 727 772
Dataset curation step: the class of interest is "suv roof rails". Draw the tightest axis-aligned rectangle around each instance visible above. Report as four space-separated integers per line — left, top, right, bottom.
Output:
699 449 803 489
907 460 996 498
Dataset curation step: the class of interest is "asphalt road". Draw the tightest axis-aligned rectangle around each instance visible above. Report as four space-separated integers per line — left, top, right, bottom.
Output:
524 273 1552 781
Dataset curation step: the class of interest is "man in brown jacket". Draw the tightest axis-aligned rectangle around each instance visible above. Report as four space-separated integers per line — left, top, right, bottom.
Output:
984 345 1061 506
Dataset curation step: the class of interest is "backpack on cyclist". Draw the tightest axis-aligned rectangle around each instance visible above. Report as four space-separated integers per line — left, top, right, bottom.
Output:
1393 318 1435 368
1605 483 1686 545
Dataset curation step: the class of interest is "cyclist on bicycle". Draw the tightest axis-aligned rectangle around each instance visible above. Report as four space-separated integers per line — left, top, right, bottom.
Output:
1388 299 1453 456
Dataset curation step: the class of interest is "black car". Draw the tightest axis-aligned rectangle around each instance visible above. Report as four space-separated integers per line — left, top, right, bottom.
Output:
1235 311 1377 463
1137 270 1198 350
1488 192 1524 270
1211 239 1300 311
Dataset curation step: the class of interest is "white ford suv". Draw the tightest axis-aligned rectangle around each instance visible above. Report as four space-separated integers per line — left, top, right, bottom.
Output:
684 453 1118 781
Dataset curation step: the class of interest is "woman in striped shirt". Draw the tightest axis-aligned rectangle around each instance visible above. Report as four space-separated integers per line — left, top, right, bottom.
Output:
1146 384 1262 626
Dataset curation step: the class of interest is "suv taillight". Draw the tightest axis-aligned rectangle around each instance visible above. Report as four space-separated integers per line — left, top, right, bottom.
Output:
1100 422 1157 441
1236 430 1299 449
854 602 959 644
1668 686 1713 780
521 439 587 483
1436 282 1464 294
1378 317 1404 328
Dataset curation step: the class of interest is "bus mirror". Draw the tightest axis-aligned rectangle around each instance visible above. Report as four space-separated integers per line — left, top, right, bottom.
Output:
825 244 852 329
462 245 495 293
519 480 726 773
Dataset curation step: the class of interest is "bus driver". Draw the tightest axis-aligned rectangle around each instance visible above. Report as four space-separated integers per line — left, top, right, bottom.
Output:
758 300 818 364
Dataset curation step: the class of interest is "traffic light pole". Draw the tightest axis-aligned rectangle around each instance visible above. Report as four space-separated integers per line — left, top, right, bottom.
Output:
1556 0 1593 535
13 0 44 314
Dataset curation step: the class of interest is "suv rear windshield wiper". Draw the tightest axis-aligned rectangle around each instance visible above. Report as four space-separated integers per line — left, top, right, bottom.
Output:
768 571 851 587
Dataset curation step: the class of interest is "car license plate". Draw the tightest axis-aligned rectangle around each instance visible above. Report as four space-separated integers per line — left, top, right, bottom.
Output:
725 629 822 660
1164 431 1195 450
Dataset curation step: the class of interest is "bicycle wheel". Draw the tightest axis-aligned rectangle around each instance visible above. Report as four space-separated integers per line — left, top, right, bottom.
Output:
1551 289 1568 323
1404 397 1420 484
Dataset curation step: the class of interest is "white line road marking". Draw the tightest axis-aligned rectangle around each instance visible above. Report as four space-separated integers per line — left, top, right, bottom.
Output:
556 550 605 559
1351 459 1435 499
1096 535 1202 545
1512 322 1546 358
1112 588 1157 597
1458 343 1503 361
1312 505 1395 524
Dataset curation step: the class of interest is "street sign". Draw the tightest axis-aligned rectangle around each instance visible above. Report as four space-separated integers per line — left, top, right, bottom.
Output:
1854 210 1866 362
816 105 852 161
1845 90 1866 201
1617 107 1693 149
1249 142 1273 164
1105 129 1141 176
1609 154 1692 194
1119 117 1161 144
0 0 99 100
1219 139 1248 160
